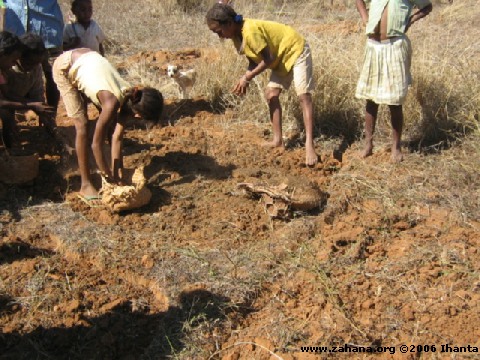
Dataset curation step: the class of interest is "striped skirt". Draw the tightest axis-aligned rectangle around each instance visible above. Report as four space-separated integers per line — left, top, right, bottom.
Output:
355 36 412 105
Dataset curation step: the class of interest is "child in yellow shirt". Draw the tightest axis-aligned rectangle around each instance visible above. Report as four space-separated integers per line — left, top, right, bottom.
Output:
206 3 318 166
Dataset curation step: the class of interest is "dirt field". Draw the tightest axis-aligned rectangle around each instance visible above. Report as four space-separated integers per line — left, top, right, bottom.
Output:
1 2 480 359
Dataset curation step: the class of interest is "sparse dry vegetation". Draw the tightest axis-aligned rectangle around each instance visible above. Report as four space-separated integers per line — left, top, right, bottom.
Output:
1 0 479 359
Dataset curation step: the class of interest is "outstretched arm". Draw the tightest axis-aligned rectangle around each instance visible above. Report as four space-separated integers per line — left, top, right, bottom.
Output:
245 46 276 80
356 0 369 25
0 98 54 114
232 47 277 96
110 121 124 182
93 90 120 179
406 3 433 32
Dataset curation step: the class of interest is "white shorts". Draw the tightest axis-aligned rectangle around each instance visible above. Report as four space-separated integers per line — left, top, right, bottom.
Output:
268 43 315 96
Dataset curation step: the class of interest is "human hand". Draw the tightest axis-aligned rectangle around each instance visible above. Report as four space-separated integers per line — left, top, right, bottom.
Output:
29 102 55 115
99 169 116 184
114 168 126 186
232 75 249 96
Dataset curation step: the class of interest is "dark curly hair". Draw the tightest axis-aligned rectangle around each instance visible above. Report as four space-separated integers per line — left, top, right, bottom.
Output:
71 0 91 11
19 33 47 58
206 3 242 25
123 87 164 124
0 31 23 56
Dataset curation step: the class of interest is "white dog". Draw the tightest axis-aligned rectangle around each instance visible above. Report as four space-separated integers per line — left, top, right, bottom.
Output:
167 65 196 99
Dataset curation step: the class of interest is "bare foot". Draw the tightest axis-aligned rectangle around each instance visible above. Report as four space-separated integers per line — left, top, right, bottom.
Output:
262 139 284 148
305 146 319 166
390 149 404 163
360 144 373 159
80 183 99 198
76 193 102 207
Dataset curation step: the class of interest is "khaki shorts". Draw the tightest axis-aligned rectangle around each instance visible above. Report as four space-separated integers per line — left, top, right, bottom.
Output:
52 51 86 118
268 43 314 96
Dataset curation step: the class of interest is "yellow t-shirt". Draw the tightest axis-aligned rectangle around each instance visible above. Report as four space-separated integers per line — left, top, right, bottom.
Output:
68 51 129 107
233 19 305 76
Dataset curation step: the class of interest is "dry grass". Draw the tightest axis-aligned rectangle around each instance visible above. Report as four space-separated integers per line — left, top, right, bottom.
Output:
197 1 479 148
60 0 478 148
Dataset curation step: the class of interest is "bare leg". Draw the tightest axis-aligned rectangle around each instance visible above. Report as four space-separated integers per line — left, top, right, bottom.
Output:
389 104 404 162
45 74 60 111
361 100 379 158
0 110 16 149
39 113 57 137
42 58 60 110
264 87 284 148
73 114 98 197
299 93 318 166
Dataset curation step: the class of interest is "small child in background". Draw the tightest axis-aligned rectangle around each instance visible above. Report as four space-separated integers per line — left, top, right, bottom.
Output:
63 0 105 56
1 33 57 137
0 31 53 149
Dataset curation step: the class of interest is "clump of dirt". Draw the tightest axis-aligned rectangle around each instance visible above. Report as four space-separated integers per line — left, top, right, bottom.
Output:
100 167 152 212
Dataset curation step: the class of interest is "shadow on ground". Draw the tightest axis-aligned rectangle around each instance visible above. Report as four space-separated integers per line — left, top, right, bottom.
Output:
0 289 233 360
145 152 236 185
0 241 55 266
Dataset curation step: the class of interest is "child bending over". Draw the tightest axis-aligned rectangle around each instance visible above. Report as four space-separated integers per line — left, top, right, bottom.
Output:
63 0 106 56
52 48 163 199
355 0 432 162
206 3 319 166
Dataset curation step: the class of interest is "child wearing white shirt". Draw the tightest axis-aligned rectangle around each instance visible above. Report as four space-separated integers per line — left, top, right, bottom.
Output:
63 0 105 56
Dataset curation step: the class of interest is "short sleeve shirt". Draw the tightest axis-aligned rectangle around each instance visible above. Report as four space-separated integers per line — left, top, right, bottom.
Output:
233 19 305 76
365 0 432 37
68 51 129 107
63 20 106 53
